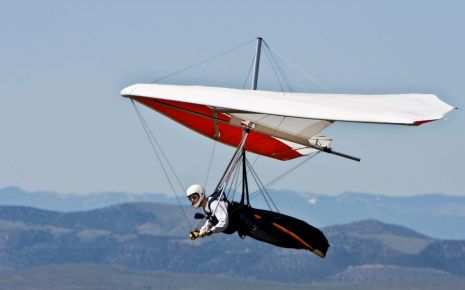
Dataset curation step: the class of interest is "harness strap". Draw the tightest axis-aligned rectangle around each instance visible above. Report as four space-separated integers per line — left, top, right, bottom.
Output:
204 195 229 225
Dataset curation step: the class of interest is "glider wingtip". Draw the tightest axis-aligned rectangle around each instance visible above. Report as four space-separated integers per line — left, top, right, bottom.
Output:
120 84 144 98
413 119 435 126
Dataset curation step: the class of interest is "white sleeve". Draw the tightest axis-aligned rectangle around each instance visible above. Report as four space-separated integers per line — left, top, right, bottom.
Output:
199 219 213 232
210 200 229 233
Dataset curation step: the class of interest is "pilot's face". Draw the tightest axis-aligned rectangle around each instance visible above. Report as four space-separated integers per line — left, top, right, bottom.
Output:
188 193 200 206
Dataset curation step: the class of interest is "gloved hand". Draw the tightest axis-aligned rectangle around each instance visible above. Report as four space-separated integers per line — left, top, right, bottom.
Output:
189 230 201 240
199 229 212 238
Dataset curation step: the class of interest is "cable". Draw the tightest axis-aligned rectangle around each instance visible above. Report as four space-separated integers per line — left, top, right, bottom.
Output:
131 100 192 230
150 38 256 83
246 158 280 213
133 101 186 191
242 53 256 89
265 43 331 92
227 162 241 202
262 44 286 93
263 42 293 92
267 44 309 92
231 163 242 202
249 152 320 202
266 151 320 188
250 115 286 167
204 140 217 191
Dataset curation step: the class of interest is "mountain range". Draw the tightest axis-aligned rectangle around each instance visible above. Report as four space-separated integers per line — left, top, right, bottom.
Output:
0 202 464 286
1 186 464 239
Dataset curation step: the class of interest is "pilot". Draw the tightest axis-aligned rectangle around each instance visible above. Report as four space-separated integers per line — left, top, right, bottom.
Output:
186 184 229 240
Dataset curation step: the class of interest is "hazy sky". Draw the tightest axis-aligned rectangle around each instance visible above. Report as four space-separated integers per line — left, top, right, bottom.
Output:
1 0 464 196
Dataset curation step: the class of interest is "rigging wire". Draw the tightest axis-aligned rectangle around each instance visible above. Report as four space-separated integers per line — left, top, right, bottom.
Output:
245 43 293 168
130 100 192 230
247 165 274 212
246 158 280 213
265 151 320 188
248 42 303 167
227 162 241 202
150 38 256 83
246 41 324 195
266 41 307 92
131 38 325 226
265 43 331 92
262 44 287 93
250 115 286 167
249 151 320 202
267 45 309 93
225 162 239 198
204 140 217 191
231 162 242 202
263 42 294 92
133 101 186 191
242 52 257 89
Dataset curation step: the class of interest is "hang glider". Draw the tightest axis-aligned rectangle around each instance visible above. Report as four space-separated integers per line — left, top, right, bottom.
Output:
121 83 454 161
122 37 454 258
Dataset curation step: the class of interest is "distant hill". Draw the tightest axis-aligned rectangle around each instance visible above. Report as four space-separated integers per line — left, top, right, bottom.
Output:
0 186 175 211
0 203 464 283
1 186 465 239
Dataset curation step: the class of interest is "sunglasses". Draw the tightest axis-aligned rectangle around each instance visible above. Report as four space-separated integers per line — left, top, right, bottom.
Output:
188 194 200 202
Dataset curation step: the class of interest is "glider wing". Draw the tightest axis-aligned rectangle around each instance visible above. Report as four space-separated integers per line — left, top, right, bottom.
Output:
121 84 453 161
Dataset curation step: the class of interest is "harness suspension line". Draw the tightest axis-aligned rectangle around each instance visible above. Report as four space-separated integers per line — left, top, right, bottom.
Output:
131 100 192 230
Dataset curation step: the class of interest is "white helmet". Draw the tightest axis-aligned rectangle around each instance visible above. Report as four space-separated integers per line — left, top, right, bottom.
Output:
186 184 205 209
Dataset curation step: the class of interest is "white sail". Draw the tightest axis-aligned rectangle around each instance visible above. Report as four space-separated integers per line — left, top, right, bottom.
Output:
121 83 454 160
121 83 454 125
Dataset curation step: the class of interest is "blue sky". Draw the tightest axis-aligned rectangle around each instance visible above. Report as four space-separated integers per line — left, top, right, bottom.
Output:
1 0 463 196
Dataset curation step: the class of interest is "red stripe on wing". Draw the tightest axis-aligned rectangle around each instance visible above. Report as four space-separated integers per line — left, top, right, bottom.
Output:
134 97 302 161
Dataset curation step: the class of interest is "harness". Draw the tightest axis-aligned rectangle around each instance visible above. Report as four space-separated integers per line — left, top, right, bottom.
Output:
204 191 229 225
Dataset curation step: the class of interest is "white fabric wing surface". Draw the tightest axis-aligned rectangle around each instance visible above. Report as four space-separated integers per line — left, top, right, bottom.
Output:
121 84 454 125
